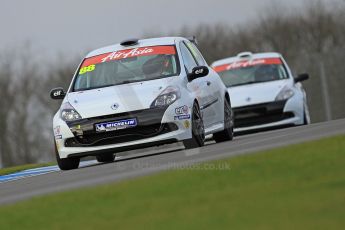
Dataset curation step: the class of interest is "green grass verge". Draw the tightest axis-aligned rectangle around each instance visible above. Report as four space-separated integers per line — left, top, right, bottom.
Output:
0 135 344 230
0 163 55 176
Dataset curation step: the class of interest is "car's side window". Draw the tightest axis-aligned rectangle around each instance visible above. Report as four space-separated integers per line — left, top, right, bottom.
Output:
180 42 198 73
185 41 207 66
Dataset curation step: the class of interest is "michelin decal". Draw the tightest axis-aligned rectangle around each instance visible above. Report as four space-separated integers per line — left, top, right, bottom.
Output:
95 118 137 132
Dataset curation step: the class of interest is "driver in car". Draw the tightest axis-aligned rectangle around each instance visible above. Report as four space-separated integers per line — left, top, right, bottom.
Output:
254 65 280 82
142 55 174 79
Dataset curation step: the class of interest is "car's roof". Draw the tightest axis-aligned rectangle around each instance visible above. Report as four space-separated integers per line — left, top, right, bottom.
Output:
212 52 282 67
86 37 186 58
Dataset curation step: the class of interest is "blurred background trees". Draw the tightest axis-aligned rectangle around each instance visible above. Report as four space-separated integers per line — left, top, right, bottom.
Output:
0 50 79 167
0 1 344 167
167 1 345 122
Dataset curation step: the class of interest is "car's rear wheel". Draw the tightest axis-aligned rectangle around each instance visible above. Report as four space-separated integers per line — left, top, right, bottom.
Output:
183 103 205 149
96 153 115 163
55 145 80 170
213 98 234 143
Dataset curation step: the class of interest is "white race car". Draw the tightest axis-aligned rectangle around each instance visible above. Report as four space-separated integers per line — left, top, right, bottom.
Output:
51 37 234 170
212 52 310 133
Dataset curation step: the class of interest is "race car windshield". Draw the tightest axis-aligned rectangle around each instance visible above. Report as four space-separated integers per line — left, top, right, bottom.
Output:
214 58 289 87
73 46 179 91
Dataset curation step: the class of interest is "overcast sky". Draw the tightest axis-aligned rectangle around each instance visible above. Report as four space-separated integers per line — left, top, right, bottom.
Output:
0 0 332 58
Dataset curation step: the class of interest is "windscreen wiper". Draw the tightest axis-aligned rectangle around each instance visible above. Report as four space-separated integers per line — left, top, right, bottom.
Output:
116 79 143 85
231 81 258 87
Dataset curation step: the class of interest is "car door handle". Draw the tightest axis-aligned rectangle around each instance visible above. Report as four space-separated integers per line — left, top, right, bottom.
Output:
206 81 211 86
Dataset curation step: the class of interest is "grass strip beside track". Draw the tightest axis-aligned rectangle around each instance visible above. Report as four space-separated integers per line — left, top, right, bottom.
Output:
0 135 344 229
0 163 55 176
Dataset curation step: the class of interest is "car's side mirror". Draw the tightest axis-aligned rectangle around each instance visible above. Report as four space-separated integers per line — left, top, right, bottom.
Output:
187 66 209 82
294 73 309 83
50 87 66 100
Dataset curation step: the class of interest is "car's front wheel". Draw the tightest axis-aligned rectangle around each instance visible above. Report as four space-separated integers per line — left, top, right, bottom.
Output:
183 103 205 149
55 145 80 170
213 98 234 143
96 153 115 163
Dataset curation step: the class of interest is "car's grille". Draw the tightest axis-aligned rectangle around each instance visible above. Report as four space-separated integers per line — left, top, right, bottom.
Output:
64 107 178 147
233 100 294 128
67 107 168 127
65 123 178 147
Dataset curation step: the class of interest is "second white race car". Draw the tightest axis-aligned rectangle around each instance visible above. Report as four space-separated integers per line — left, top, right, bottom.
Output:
51 37 234 170
212 52 310 133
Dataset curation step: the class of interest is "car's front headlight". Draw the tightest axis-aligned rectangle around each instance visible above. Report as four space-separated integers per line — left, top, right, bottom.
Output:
151 86 181 108
275 86 295 101
60 102 82 122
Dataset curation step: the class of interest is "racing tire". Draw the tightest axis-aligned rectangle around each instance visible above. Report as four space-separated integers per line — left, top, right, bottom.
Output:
96 153 115 163
55 145 80 170
213 98 234 143
303 113 308 125
302 107 310 125
183 103 205 149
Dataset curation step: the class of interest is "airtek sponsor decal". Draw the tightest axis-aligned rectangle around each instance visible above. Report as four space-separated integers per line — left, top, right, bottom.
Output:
213 58 283 72
174 114 191 120
175 105 189 115
81 46 176 68
95 118 137 132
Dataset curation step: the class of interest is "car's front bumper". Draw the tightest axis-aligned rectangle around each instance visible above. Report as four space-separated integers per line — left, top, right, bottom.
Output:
233 94 304 132
54 104 192 159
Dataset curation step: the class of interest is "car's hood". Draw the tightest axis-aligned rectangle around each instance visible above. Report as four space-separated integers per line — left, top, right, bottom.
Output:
229 80 290 108
67 77 178 118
